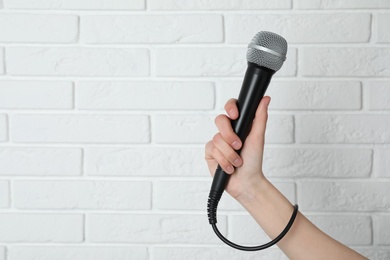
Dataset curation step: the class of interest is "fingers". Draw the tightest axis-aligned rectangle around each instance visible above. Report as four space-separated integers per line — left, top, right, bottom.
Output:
214 114 242 150
205 96 270 175
224 98 239 120
205 134 242 174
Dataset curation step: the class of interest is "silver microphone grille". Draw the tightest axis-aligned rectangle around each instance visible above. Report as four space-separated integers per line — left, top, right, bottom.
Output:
246 31 288 72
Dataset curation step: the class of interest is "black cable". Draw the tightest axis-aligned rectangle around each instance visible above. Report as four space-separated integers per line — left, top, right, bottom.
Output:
207 189 299 251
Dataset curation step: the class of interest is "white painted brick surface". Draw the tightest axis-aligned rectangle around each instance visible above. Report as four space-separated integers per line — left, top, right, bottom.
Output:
0 247 4 260
153 114 294 144
0 14 78 43
226 14 370 43
11 114 150 143
151 247 287 260
14 181 151 210
0 114 6 142
301 48 390 77
368 81 390 110
298 182 390 211
149 0 291 10
218 81 362 110
263 148 372 178
297 115 390 144
156 47 297 77
154 181 295 211
296 0 390 9
6 48 149 76
0 48 4 74
0 147 82 176
4 0 145 10
374 149 390 178
10 247 148 260
88 214 227 244
77 81 214 110
375 216 390 245
377 14 390 43
0 1 389 257
85 147 207 176
0 214 83 242
0 81 73 109
0 181 9 208
82 15 223 44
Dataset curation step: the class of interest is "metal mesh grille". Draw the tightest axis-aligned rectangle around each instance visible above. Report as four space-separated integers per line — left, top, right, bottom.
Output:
246 31 287 72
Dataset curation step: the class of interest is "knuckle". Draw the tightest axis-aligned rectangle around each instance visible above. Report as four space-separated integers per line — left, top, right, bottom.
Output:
212 133 221 145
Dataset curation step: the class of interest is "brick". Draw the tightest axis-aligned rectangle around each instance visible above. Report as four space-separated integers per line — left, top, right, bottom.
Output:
298 182 390 211
154 114 294 144
297 115 390 144
150 0 291 10
296 0 390 9
155 48 296 77
368 81 390 110
0 214 83 242
0 81 73 109
77 81 214 110
375 216 390 245
230 214 280 244
88 214 227 244
377 14 390 43
307 215 372 245
0 181 9 208
226 14 370 43
6 47 149 76
218 81 361 110
11 114 149 143
85 147 207 176
301 48 390 77
0 14 78 43
82 15 223 43
153 114 216 144
263 148 372 178
151 247 287 260
0 147 81 176
0 48 4 74
10 247 148 260
154 181 295 211
0 114 6 142
4 0 144 10
0 247 4 260
374 149 390 177
14 180 151 210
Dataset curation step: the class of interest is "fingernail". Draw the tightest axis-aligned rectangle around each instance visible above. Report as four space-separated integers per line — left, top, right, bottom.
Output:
234 158 241 166
227 166 234 173
232 140 240 150
229 109 237 118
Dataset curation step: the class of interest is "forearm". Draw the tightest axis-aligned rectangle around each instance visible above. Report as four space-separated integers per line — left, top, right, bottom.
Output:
236 177 366 259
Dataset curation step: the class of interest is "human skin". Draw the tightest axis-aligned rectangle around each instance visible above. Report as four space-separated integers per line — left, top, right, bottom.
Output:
205 96 366 259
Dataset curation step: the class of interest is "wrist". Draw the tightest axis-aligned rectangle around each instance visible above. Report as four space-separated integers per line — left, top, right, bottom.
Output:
234 174 269 206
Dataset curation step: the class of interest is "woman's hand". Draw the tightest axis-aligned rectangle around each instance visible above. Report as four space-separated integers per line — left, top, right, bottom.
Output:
205 96 271 200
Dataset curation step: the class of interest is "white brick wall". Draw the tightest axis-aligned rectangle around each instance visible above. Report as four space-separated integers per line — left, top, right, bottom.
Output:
0 1 389 259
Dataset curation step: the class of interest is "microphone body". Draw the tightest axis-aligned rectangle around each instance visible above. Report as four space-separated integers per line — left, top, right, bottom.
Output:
208 62 275 224
206 32 295 251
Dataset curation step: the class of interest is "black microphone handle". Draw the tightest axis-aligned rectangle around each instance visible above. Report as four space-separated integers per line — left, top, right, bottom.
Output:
208 63 275 224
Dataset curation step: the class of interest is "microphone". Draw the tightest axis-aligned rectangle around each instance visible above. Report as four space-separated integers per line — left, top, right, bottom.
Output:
207 31 298 251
